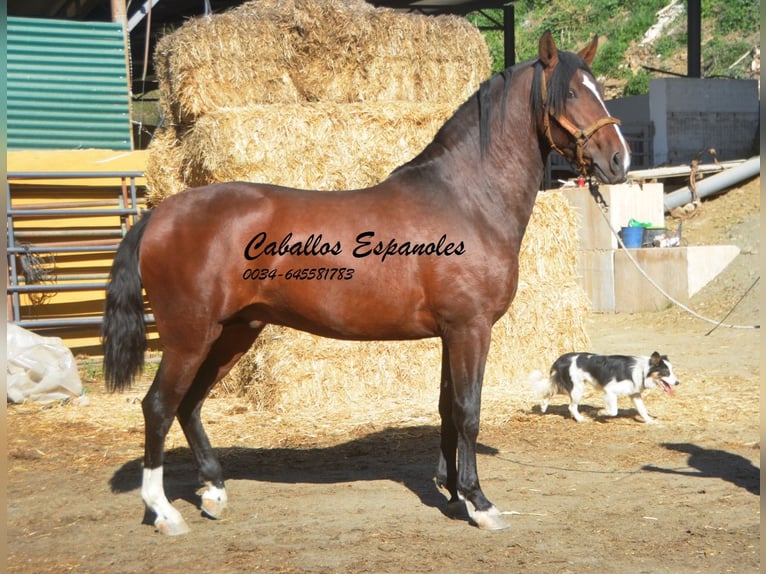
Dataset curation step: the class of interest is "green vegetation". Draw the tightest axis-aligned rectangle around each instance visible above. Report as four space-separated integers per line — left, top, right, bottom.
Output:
467 0 759 95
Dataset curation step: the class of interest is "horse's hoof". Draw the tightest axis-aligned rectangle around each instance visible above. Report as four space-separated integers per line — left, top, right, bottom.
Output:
467 504 511 531
155 516 191 536
201 497 226 519
200 485 228 519
445 499 468 519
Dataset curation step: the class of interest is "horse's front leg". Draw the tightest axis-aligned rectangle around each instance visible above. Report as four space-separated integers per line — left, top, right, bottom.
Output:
436 342 459 504
441 324 509 531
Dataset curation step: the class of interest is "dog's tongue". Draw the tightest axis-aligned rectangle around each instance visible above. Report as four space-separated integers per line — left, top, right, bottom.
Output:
660 380 674 396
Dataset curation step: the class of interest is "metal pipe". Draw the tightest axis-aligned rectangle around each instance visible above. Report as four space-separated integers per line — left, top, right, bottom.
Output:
9 208 140 217
13 230 123 238
14 239 119 247
8 283 108 293
8 245 118 254
13 314 155 329
663 156 760 211
13 199 146 210
18 273 109 282
8 171 143 179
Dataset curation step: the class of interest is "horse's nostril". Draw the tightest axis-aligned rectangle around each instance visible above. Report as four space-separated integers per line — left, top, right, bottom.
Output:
612 151 622 168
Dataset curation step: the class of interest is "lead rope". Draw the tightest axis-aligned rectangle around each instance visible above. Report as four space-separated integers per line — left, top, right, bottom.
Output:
587 179 759 332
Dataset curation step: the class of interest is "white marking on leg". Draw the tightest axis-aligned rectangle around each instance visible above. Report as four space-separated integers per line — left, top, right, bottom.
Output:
141 467 190 535
602 391 619 417
631 395 656 424
464 499 510 531
568 377 586 422
569 403 586 422
201 482 228 519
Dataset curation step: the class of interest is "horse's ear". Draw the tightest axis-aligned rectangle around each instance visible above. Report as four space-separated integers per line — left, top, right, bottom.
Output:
538 30 559 69
578 35 599 67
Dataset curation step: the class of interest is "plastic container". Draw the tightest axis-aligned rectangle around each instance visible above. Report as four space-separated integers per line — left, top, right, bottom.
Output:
642 227 668 247
620 226 643 248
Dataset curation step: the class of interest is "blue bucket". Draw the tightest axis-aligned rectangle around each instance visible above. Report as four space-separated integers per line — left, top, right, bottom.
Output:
620 226 643 248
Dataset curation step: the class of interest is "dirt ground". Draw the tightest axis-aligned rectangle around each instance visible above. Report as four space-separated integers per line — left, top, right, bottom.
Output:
7 178 760 573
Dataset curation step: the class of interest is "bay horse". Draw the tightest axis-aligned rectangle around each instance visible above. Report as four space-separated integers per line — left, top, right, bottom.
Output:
103 31 629 535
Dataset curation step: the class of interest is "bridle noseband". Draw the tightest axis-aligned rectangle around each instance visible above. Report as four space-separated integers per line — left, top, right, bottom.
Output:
540 70 621 176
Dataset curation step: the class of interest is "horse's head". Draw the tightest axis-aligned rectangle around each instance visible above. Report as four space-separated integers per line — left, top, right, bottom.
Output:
533 31 630 184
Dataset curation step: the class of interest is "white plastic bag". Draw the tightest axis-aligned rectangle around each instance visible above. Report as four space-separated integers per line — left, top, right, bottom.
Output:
7 323 83 404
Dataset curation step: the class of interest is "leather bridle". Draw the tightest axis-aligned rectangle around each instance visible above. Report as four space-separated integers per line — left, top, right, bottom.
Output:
540 70 621 176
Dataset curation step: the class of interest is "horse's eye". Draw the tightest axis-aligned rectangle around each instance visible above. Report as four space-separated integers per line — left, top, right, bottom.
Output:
568 88 577 99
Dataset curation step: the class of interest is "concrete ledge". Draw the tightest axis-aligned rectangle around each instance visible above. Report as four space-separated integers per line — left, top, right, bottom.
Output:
686 245 741 297
577 245 740 313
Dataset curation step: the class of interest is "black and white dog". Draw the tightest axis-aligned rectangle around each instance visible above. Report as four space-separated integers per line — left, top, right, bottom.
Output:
529 351 679 424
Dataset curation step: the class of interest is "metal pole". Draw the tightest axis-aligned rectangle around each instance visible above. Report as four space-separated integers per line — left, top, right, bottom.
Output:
6 179 22 322
112 0 135 149
687 0 701 78
503 4 515 69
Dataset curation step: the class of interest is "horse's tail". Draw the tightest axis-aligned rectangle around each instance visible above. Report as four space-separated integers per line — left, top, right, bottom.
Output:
102 210 153 392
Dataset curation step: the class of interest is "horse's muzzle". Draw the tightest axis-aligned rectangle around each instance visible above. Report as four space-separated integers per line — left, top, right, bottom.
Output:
593 148 630 184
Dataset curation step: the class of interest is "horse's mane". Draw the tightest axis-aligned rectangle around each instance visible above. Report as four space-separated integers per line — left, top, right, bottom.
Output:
392 49 591 174
478 68 513 156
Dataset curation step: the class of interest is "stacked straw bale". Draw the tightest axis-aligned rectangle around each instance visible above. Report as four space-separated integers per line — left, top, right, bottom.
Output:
153 0 489 123
145 0 591 422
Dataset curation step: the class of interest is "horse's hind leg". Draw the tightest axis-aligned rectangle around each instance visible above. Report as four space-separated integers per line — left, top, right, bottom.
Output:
175 322 264 520
141 346 212 536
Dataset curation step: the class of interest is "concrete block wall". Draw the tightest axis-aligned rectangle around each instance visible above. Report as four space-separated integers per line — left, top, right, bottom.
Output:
606 78 759 169
649 78 759 165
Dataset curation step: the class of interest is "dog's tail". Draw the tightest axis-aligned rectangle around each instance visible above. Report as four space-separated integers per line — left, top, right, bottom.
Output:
528 369 555 412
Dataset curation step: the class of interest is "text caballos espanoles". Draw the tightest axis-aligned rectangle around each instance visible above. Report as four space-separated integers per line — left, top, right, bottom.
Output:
244 231 465 263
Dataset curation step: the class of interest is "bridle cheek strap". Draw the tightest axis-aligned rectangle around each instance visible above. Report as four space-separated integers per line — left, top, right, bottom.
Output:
544 111 621 176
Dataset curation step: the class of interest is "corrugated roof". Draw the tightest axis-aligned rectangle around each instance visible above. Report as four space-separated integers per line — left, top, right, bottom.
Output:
7 17 133 150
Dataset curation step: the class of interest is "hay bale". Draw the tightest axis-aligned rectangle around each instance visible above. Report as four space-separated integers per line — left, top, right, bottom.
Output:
144 126 184 207
147 102 457 202
287 1 490 104
154 2 300 125
153 0 490 124
222 191 591 421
